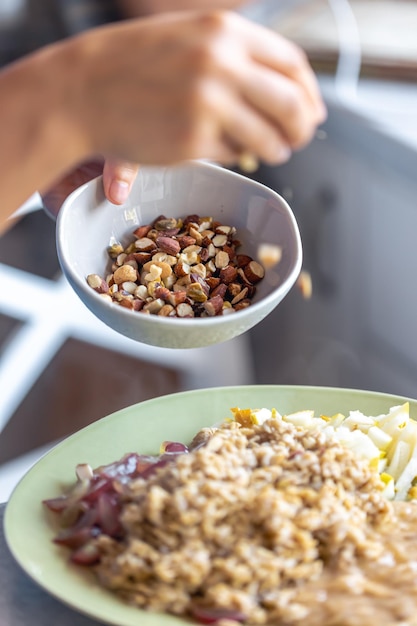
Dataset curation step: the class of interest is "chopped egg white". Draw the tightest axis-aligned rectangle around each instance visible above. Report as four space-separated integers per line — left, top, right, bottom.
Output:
231 403 417 501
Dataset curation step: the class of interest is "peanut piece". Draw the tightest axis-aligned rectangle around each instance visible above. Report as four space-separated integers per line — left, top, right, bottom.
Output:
176 303 194 317
87 274 109 294
215 250 229 269
156 236 181 256
257 243 283 269
134 237 157 252
186 282 208 303
107 243 124 258
88 212 269 318
297 270 313 299
204 294 224 316
243 261 265 284
113 265 137 285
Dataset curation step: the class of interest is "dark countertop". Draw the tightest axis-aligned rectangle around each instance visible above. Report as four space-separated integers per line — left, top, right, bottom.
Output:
0 503 106 626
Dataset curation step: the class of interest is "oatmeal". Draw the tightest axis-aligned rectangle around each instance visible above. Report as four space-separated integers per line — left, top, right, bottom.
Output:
44 408 417 625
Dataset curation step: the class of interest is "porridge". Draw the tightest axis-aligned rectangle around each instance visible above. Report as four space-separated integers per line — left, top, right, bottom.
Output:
44 404 417 625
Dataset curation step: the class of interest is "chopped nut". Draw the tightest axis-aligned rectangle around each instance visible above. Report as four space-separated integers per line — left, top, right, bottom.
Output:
154 286 171 301
215 250 230 269
134 285 148 300
232 299 251 311
121 281 138 294
231 286 248 305
116 253 127 267
180 245 201 265
186 282 208 303
183 213 200 226
133 224 151 239
174 260 191 278
297 270 313 299
212 234 228 248
167 290 187 306
132 299 145 311
118 297 134 309
198 218 212 232
243 261 265 284
88 213 268 318
154 217 178 231
156 236 181 256
177 235 196 249
211 283 228 299
215 224 236 236
190 263 207 280
158 304 175 316
113 265 137 285
87 274 109 294
222 244 236 261
207 243 216 258
133 252 152 265
188 226 203 245
164 274 176 290
238 151 259 173
152 251 177 266
236 254 252 268
257 243 283 269
227 282 242 299
143 298 165 314
146 280 162 298
107 242 124 258
174 275 192 290
143 265 163 283
134 237 157 252
142 260 172 280
123 258 139 271
206 259 217 274
219 265 238 284
206 276 221 291
176 302 194 317
203 294 224 316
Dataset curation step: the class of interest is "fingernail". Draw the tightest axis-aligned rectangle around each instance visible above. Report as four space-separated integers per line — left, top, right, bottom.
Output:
109 180 130 205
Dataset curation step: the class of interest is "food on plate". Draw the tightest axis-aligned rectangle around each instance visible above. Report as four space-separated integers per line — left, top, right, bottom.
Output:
43 404 417 625
87 214 271 317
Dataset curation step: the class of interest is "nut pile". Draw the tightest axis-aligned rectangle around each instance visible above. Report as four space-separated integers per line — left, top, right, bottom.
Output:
87 214 267 317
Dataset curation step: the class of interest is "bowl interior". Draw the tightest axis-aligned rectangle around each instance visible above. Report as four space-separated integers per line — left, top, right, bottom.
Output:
56 161 302 347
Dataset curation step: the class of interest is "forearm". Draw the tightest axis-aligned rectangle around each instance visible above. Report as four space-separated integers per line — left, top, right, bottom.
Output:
0 42 88 228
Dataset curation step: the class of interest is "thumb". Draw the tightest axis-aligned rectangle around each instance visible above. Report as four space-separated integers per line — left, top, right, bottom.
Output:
102 159 140 205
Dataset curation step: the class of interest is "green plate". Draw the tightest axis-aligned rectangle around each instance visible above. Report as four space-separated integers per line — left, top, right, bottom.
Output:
4 384 416 626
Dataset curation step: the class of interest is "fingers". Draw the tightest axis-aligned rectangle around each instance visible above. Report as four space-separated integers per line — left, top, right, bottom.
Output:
239 63 321 152
216 90 291 165
102 159 140 205
239 19 327 125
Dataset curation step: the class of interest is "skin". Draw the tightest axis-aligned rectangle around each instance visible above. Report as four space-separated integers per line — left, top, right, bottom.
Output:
1 8 326 230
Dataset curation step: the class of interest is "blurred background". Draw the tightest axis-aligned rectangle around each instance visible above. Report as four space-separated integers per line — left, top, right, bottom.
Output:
1 0 417 500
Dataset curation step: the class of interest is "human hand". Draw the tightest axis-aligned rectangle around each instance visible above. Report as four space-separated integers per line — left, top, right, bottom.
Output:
64 11 326 168
118 0 248 17
41 159 139 219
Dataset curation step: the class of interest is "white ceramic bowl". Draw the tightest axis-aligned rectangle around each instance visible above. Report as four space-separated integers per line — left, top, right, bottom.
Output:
56 160 302 349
